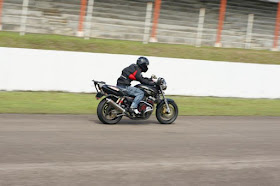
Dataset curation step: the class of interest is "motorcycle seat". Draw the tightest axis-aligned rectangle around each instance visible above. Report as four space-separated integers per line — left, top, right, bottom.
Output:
102 85 137 97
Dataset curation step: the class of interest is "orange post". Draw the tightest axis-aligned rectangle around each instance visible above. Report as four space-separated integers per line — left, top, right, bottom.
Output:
150 0 161 42
0 0 3 30
273 1 280 51
77 0 87 36
215 0 227 47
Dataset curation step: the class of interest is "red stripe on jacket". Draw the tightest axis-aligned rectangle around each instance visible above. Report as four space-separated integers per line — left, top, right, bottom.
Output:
129 70 137 80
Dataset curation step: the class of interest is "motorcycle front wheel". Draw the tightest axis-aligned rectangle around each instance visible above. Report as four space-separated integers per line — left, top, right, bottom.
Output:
97 98 122 124
156 100 178 124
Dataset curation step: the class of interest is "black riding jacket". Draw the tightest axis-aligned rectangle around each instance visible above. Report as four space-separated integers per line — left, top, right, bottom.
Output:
117 64 155 87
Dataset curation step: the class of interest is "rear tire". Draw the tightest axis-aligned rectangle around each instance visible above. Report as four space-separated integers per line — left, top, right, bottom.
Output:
97 98 122 124
156 100 178 124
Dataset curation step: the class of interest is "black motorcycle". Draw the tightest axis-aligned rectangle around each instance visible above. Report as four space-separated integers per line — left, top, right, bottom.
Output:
93 75 178 124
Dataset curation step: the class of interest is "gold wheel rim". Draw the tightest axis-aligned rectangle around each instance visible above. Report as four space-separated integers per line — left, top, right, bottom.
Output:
160 104 175 120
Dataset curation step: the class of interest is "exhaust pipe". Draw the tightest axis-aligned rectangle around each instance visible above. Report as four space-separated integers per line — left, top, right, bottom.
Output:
106 98 125 113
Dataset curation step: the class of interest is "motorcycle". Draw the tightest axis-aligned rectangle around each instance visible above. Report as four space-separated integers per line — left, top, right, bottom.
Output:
92 75 178 124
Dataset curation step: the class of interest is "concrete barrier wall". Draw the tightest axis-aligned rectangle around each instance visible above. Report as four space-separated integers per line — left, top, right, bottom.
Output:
1 47 280 98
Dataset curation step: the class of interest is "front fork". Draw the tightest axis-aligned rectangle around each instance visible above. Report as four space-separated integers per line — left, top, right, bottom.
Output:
160 87 171 114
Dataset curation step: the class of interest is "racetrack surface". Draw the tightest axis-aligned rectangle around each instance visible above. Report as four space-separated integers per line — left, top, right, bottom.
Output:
0 114 280 186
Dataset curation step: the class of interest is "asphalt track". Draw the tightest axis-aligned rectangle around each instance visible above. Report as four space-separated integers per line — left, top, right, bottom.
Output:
0 114 280 186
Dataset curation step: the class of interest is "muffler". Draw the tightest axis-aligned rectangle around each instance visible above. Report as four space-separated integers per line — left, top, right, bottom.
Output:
106 98 126 113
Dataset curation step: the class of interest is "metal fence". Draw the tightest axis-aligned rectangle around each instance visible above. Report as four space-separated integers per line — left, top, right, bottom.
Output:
0 0 279 51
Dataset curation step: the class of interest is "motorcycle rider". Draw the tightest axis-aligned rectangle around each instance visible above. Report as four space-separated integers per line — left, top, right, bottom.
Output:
117 57 155 115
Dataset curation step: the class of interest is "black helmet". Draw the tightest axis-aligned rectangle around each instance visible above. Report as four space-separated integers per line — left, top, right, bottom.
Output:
136 57 149 72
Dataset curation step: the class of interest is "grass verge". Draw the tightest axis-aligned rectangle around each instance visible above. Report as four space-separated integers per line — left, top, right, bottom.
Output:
1 91 280 116
1 31 280 65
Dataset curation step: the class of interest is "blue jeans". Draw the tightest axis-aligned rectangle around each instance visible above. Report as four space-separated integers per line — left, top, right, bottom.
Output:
118 86 144 109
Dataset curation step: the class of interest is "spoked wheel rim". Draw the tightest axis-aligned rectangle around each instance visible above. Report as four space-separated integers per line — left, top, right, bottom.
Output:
97 98 123 124
156 100 178 124
159 104 176 120
102 103 119 120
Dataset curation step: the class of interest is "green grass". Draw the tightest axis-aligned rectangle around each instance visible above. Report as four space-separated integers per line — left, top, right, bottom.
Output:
1 31 280 65
1 32 280 116
1 91 280 116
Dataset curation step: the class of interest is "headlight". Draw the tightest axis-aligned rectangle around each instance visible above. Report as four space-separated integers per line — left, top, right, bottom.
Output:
162 81 167 90
158 78 167 90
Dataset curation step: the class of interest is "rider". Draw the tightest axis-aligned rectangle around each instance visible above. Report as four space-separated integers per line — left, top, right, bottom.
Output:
117 57 155 115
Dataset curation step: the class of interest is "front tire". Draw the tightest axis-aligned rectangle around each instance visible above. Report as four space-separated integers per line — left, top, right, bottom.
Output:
156 100 178 124
97 98 122 124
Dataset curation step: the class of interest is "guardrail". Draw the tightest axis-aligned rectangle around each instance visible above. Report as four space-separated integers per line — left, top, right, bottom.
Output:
0 0 280 50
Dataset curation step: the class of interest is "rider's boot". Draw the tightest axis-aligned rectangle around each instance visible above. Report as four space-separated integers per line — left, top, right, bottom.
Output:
128 108 141 115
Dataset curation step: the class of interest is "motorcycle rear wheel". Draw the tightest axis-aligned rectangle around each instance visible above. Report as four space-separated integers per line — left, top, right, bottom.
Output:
97 98 122 124
156 100 178 124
